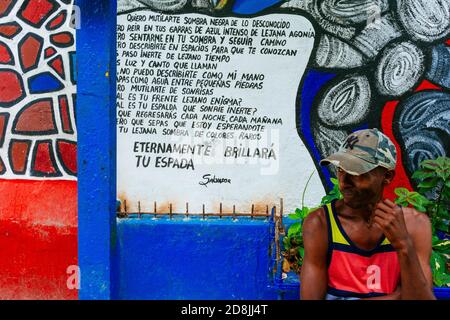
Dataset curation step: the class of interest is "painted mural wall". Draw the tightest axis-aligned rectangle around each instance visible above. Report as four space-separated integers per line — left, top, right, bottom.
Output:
0 0 447 300
116 0 450 215
0 0 77 299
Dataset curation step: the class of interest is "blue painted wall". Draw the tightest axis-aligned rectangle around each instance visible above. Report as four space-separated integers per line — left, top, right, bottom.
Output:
114 215 450 300
115 216 280 300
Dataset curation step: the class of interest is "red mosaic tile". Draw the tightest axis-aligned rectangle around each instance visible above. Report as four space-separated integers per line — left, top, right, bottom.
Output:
0 41 13 64
0 156 5 174
0 113 8 147
19 33 43 72
9 139 31 174
0 69 25 107
56 139 76 175
48 54 65 79
18 0 59 28
46 10 66 30
50 31 73 47
0 22 22 39
0 0 16 18
58 95 72 133
44 46 56 58
32 140 60 176
13 98 57 135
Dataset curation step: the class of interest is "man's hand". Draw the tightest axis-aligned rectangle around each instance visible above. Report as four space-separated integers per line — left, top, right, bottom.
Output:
374 199 435 299
373 199 411 252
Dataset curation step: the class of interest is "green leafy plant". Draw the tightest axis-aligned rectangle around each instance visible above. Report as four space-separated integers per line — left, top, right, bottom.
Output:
281 174 342 274
394 157 450 287
282 157 450 287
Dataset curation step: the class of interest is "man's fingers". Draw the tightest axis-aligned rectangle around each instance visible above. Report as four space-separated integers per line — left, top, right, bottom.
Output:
376 201 394 214
374 210 390 222
373 216 388 232
383 198 397 209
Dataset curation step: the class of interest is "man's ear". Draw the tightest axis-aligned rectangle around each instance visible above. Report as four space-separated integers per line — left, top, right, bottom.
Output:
384 170 395 185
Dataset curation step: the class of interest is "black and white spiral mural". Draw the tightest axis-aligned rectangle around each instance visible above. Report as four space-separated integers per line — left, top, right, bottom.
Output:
118 0 450 195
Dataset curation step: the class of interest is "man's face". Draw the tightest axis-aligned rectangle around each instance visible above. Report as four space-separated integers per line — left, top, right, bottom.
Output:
336 166 393 208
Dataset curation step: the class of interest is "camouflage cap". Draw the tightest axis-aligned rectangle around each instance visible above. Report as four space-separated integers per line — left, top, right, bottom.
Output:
320 128 397 175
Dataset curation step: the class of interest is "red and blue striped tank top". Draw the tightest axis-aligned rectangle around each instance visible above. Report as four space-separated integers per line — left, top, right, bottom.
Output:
324 200 401 300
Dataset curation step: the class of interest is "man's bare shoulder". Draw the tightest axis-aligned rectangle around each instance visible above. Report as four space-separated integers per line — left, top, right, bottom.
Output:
303 207 327 235
303 207 328 253
402 206 431 235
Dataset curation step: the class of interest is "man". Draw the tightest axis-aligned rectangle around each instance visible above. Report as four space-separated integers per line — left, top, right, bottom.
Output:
300 128 435 300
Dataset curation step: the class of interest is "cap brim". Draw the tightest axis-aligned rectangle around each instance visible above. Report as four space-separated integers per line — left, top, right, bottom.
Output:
320 152 378 176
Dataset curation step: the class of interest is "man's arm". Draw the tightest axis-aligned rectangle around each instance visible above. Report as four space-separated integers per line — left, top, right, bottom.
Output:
373 200 435 300
300 208 329 300
401 207 434 299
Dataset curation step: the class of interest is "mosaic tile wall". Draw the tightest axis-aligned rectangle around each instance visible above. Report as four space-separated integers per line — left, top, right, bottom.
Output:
0 0 76 179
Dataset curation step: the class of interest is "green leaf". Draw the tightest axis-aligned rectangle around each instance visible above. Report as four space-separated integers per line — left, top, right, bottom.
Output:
293 234 303 245
431 251 448 286
435 273 450 287
394 188 411 197
435 218 450 234
433 240 450 253
416 205 427 213
282 236 291 250
435 157 450 168
436 168 448 181
421 160 439 170
437 207 450 219
288 222 302 237
412 169 436 180
288 206 312 220
411 192 431 203
288 209 302 220
445 180 450 189
432 235 440 245
321 189 342 204
298 247 305 259
330 178 339 185
418 178 440 189
300 207 310 219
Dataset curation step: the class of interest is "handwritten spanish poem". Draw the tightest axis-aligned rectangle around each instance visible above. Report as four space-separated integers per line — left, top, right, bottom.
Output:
117 10 325 214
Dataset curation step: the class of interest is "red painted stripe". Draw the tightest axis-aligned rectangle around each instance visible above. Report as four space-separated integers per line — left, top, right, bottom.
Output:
0 221 77 299
0 179 77 226
0 180 78 299
380 101 413 200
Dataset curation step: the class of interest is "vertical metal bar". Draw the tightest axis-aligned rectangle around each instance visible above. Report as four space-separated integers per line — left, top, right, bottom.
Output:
138 201 141 218
154 201 157 214
251 204 254 219
280 198 284 227
169 203 173 219
186 202 189 218
124 200 127 215
233 205 236 220
219 203 222 219
202 204 205 220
